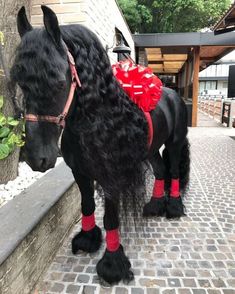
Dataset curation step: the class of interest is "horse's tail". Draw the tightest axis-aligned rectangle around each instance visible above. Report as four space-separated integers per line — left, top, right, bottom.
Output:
179 137 190 193
162 147 171 192
163 137 190 195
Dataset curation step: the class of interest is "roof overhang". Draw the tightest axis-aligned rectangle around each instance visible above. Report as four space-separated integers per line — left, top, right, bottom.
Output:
213 3 235 35
133 32 235 74
133 31 235 47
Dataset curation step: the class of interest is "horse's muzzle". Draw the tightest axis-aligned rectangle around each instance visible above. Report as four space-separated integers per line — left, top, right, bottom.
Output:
25 156 56 172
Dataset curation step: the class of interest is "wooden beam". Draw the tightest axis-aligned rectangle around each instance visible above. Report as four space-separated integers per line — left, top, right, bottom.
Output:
192 47 200 127
147 54 163 61
163 54 188 61
184 60 189 98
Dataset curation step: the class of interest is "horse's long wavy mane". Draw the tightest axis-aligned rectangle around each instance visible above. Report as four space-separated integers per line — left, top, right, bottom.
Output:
62 26 149 214
12 24 149 218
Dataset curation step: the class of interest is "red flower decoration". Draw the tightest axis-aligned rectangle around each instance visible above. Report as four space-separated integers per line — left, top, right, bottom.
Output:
112 59 162 112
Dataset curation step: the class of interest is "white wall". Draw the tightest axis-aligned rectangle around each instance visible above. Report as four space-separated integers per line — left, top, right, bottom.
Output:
31 0 135 64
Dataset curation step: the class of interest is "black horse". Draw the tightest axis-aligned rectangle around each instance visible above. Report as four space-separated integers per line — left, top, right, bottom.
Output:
11 6 190 284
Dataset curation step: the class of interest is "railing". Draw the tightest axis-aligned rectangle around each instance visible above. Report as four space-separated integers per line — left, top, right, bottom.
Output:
198 95 224 122
198 95 235 127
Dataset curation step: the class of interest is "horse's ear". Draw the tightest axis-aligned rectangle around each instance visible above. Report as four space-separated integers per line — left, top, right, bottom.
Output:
17 6 33 38
41 5 61 47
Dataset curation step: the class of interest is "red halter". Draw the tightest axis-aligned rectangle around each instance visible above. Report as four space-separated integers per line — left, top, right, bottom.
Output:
24 51 81 128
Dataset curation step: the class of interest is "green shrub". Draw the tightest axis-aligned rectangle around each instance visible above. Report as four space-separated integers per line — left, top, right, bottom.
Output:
0 95 24 159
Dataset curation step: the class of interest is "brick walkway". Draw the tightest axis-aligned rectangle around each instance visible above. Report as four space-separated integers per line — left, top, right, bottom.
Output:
197 111 224 127
36 126 235 294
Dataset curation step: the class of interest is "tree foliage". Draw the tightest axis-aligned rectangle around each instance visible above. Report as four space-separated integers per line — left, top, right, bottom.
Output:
118 0 231 33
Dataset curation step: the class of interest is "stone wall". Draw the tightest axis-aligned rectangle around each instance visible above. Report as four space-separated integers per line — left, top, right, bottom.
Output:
0 162 80 294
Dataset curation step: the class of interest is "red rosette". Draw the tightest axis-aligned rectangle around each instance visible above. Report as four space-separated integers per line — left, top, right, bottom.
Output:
112 59 162 112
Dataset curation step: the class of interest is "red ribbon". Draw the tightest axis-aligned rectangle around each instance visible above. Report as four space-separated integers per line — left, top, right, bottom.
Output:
82 213 96 231
143 112 153 147
106 229 120 252
153 179 165 198
170 179 180 198
112 59 162 112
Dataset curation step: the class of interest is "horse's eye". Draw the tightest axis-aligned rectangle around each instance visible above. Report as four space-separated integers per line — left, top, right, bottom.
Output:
57 80 67 90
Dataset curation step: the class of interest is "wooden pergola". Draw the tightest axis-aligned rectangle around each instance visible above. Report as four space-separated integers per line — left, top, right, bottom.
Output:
133 31 235 126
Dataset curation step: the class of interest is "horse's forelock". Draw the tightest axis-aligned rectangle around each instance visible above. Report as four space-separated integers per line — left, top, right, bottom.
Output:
12 29 67 96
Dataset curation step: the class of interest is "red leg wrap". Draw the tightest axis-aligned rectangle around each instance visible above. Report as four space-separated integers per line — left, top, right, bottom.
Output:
170 179 180 198
153 179 164 198
82 213 96 231
106 229 120 252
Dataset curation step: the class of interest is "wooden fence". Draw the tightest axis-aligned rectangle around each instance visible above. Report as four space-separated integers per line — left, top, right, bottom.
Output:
198 95 235 127
198 95 224 122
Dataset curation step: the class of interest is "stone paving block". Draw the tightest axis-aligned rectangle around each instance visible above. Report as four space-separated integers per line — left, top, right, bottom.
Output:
161 289 176 294
207 290 222 294
211 279 227 288
50 282 65 292
167 278 181 287
182 279 197 288
178 289 192 294
83 285 96 294
192 290 206 294
147 288 160 294
115 287 129 294
131 288 145 294
65 284 81 293
197 279 211 288
63 273 77 282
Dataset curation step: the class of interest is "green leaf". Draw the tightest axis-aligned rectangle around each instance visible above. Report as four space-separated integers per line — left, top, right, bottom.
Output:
0 95 3 109
0 127 10 138
0 113 6 126
0 144 10 159
5 132 17 143
7 116 19 126
16 139 24 147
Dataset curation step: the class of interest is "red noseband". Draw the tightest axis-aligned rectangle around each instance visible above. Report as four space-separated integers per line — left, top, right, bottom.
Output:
24 50 81 128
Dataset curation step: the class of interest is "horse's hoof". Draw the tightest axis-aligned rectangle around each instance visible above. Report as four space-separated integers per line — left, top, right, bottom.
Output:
96 245 134 285
72 225 102 254
166 196 185 219
143 197 166 217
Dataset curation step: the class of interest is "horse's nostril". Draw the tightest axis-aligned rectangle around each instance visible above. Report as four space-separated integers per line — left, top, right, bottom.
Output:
39 158 48 170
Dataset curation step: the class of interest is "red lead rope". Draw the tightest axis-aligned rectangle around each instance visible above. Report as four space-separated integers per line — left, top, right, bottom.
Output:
143 112 153 148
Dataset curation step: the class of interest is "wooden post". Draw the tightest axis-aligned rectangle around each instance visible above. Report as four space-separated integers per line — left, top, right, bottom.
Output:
192 46 200 127
184 60 189 98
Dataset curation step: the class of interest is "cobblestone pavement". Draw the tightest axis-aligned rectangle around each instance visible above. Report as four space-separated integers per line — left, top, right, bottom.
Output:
36 127 235 294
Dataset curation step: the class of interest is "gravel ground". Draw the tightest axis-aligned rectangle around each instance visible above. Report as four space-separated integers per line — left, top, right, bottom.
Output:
0 158 64 208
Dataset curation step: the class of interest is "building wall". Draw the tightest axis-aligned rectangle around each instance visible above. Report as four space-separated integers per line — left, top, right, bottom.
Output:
31 0 135 63
199 62 235 97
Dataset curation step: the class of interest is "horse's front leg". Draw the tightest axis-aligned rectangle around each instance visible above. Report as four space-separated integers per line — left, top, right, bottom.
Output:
143 151 167 217
96 197 134 284
71 171 102 254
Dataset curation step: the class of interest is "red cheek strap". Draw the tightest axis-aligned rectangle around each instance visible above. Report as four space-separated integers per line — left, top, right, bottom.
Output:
170 178 180 198
82 213 96 231
106 229 120 252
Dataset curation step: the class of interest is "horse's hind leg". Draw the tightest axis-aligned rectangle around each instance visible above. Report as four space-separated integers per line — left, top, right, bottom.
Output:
71 171 102 254
96 197 133 284
143 151 166 217
164 142 186 218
